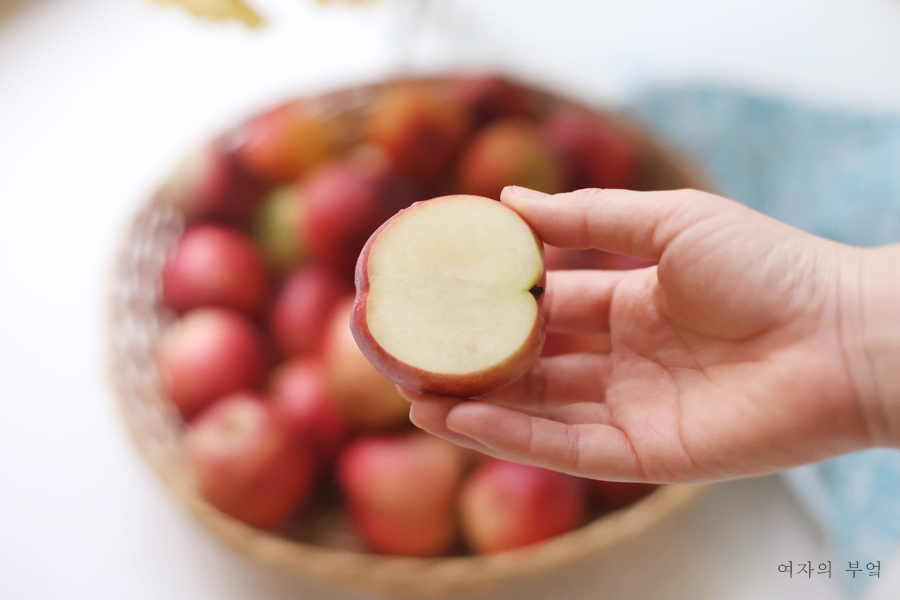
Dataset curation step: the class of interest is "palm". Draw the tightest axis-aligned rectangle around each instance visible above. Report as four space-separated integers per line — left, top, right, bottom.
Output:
407 188 869 483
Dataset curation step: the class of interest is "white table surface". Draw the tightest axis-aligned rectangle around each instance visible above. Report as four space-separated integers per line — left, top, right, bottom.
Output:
2 1 900 598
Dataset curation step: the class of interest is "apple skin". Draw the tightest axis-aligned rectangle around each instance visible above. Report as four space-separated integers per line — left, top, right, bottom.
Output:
184 391 316 529
458 119 564 200
268 357 351 463
323 298 410 429
269 266 350 358
236 100 344 183
450 74 534 128
337 432 466 517
162 225 269 315
349 505 458 557
337 432 465 556
542 110 640 191
350 196 546 398
541 332 611 357
588 480 658 511
366 83 471 181
460 459 587 554
162 139 267 227
251 185 307 273
155 308 269 420
302 158 421 278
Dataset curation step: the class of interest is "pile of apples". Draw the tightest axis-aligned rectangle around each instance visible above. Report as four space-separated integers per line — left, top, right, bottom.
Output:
153 75 657 557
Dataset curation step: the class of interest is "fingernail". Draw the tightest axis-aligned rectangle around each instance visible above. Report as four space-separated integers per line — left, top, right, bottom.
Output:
509 186 551 200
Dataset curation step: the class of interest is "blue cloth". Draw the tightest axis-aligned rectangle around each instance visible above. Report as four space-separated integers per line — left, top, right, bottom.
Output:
629 86 900 596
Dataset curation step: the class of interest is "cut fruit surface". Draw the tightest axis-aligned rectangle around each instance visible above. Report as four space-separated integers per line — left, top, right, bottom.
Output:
353 195 545 396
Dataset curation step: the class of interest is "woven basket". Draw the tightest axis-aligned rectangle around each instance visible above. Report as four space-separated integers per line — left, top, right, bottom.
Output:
108 76 710 596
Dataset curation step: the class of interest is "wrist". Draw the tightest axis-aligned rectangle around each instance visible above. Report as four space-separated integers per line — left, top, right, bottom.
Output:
840 243 900 446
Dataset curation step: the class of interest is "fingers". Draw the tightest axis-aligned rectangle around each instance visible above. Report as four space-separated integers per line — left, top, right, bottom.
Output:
543 269 634 333
445 402 641 479
503 186 728 261
407 395 518 459
477 353 612 410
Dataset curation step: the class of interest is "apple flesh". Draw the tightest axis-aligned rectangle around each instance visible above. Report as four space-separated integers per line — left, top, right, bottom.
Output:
352 195 546 397
184 392 316 528
269 266 350 358
337 432 465 556
458 119 564 200
162 225 269 315
252 185 307 272
460 459 587 554
237 100 344 183
155 308 268 420
323 299 410 428
269 357 350 462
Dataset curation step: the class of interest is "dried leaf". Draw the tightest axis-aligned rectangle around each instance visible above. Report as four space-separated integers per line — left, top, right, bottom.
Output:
155 0 263 27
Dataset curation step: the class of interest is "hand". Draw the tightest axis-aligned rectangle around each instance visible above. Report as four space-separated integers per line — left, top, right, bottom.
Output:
401 186 891 484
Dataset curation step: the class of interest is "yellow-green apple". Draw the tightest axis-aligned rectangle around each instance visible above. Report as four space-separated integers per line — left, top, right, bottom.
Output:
588 480 658 511
337 432 466 556
162 140 267 227
251 185 307 272
460 459 587 554
451 74 533 128
301 156 420 278
351 195 546 397
269 357 350 462
542 109 639 190
162 225 269 315
237 100 345 183
269 266 350 358
323 298 409 429
458 119 564 200
184 391 316 528
155 308 268 420
366 83 470 180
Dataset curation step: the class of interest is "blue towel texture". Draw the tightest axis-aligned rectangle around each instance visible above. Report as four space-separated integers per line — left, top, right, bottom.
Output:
630 86 900 596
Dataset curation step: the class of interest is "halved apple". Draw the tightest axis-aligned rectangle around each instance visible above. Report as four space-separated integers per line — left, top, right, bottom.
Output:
352 195 545 397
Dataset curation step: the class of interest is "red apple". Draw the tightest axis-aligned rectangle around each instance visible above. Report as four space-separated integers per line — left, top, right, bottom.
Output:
251 185 308 272
349 506 457 557
338 432 466 517
162 225 269 315
302 157 420 277
366 83 470 180
352 195 546 397
323 299 409 429
451 74 533 127
458 119 564 200
237 100 345 183
338 432 465 556
155 308 268 420
460 460 587 554
269 266 350 358
588 480 658 511
162 140 267 226
269 357 350 462
542 110 640 191
184 392 316 528
541 332 611 357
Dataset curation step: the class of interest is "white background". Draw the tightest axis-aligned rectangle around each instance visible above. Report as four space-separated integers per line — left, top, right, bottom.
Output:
2 0 900 598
